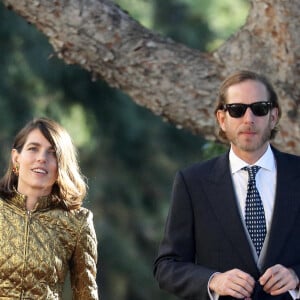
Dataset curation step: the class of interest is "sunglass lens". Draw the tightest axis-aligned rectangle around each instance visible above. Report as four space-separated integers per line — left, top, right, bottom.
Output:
228 105 247 118
251 103 269 116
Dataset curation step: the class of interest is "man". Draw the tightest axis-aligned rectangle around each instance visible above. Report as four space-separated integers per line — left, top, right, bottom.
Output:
154 70 300 299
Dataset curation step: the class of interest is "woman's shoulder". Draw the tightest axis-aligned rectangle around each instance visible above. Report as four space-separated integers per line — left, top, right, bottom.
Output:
70 206 94 221
46 205 94 230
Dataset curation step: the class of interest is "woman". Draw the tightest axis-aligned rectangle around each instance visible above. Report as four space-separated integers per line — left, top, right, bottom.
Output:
0 117 98 299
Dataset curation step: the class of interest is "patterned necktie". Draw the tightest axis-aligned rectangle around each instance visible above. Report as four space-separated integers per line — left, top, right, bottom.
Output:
243 166 267 256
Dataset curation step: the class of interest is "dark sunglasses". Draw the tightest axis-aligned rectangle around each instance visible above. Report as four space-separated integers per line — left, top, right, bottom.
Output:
222 101 273 118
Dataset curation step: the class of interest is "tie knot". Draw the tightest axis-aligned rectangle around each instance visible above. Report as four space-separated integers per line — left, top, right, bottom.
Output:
243 166 261 180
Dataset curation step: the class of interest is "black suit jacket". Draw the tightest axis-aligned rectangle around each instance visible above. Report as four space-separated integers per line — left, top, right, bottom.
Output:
154 147 300 299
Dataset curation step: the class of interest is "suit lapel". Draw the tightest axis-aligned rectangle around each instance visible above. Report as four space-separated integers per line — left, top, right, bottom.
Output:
262 149 300 268
206 153 259 275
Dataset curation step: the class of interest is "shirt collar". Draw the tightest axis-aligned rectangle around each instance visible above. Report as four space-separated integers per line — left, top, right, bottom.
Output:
229 144 276 174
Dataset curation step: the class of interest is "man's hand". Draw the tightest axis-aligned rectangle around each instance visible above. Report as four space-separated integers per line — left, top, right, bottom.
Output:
209 269 255 299
259 264 299 295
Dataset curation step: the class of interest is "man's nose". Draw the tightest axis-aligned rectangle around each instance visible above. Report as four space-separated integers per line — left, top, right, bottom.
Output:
243 107 255 122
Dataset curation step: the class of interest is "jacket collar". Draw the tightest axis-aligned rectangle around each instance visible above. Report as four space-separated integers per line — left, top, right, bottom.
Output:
8 189 59 211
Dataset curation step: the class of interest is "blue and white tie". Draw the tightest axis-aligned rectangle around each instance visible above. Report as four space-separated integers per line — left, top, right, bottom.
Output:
243 166 267 256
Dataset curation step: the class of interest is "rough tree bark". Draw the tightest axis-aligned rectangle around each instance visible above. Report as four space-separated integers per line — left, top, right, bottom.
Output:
1 0 300 153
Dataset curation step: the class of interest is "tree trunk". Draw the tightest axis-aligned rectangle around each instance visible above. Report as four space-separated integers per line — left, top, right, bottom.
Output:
2 0 300 153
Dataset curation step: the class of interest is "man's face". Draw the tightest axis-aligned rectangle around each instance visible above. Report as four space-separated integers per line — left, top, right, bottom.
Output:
217 79 278 161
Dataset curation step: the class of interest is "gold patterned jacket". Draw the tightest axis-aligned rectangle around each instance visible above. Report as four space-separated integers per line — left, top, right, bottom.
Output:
0 192 98 299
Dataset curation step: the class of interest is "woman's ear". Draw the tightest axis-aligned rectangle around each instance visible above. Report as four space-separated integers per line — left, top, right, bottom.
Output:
11 149 19 165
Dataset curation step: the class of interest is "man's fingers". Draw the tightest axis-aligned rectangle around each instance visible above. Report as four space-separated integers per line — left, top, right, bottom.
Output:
259 265 299 295
209 269 255 298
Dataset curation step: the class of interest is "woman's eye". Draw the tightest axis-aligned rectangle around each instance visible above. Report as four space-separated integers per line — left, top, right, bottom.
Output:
48 149 56 156
28 147 37 151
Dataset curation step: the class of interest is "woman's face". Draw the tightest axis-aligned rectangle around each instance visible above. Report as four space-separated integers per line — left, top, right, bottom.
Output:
12 128 58 197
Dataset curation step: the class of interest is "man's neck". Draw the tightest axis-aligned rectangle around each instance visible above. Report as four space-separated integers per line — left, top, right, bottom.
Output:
230 143 270 165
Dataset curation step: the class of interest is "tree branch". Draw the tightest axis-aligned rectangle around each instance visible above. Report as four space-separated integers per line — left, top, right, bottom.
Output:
2 0 300 153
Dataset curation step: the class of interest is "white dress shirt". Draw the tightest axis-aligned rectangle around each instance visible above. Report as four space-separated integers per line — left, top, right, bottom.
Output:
230 144 276 266
230 144 276 234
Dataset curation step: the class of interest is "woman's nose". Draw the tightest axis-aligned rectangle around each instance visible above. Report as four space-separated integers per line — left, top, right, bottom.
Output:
37 151 47 162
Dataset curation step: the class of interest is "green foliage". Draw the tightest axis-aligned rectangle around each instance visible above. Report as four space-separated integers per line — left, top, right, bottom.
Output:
114 0 154 28
115 0 249 51
0 1 247 299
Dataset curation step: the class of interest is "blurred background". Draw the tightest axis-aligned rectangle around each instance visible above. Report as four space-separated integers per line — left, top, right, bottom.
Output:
0 0 248 299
